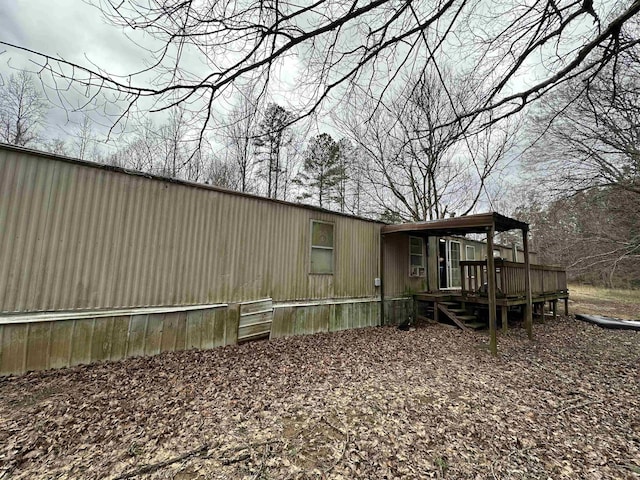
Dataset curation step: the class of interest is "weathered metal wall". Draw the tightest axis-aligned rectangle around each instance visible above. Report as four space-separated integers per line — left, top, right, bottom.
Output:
0 305 234 375
0 146 381 313
382 233 428 298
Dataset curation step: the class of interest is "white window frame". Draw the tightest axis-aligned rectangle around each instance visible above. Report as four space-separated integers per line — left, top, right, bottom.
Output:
409 236 425 277
465 245 476 261
309 220 334 275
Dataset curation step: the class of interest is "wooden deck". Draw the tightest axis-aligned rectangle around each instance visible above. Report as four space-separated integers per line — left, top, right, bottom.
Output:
460 259 567 300
414 260 568 331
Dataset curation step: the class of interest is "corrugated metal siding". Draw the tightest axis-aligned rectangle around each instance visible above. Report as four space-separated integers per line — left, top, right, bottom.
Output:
0 149 381 313
383 233 427 297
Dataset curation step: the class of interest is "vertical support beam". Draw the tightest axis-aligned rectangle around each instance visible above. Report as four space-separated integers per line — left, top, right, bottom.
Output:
552 300 558 320
487 225 498 356
501 305 508 333
522 228 533 339
380 234 385 327
425 236 431 292
564 297 569 315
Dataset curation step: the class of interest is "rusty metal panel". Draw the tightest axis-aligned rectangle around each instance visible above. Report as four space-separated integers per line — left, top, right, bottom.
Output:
0 147 382 313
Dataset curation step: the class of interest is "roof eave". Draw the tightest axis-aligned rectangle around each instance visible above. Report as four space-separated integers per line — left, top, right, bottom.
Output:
381 212 529 236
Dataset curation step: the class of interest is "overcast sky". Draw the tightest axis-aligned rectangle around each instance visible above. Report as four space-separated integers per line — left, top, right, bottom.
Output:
0 1 302 151
0 0 611 167
1 1 150 143
0 0 562 201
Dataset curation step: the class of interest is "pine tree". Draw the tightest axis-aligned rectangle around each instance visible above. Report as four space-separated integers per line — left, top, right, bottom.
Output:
298 133 343 208
253 103 292 199
333 138 357 213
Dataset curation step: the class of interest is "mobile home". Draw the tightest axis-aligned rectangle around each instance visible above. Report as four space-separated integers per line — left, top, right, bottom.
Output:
0 144 566 374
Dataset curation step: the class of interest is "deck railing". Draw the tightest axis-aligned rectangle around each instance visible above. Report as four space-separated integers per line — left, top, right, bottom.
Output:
460 259 567 298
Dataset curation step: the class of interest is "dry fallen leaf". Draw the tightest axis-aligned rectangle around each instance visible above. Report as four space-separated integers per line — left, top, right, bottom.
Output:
0 317 638 479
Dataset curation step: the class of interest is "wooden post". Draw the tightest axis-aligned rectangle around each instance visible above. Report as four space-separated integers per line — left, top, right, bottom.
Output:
501 305 508 333
380 234 385 326
552 300 558 320
487 226 498 355
564 297 569 315
522 228 533 339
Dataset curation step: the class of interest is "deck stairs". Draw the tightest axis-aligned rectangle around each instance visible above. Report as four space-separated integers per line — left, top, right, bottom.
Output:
437 300 486 331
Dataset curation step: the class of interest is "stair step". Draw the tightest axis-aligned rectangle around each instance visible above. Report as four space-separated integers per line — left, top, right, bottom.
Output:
448 308 467 314
464 321 486 330
439 301 459 306
457 315 477 321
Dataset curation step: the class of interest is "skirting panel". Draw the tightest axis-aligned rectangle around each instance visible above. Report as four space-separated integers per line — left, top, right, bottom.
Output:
270 299 380 339
383 298 413 325
0 306 235 376
0 298 398 376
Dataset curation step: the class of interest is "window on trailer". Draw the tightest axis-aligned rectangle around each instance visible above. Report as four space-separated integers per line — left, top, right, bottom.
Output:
310 220 334 274
409 236 425 277
465 245 476 260
465 244 477 288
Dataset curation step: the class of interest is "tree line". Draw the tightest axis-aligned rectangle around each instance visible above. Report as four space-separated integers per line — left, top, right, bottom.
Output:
511 40 640 289
0 71 362 213
1 67 512 220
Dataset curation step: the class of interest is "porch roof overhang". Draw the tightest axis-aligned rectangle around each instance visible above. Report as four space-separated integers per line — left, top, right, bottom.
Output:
380 212 529 236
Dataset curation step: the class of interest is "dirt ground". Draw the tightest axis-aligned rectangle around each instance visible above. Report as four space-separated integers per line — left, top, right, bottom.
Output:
1 318 639 479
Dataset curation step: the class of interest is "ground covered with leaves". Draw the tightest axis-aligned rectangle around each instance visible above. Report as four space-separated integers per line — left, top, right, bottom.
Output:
1 317 639 479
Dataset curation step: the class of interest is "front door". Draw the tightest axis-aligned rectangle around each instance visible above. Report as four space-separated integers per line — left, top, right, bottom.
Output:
439 239 461 289
439 239 447 289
